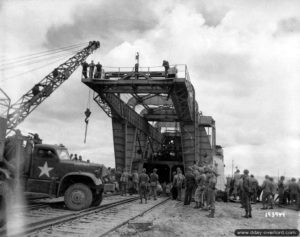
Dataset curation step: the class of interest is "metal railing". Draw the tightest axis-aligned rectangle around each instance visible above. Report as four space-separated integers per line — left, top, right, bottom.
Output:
84 64 191 81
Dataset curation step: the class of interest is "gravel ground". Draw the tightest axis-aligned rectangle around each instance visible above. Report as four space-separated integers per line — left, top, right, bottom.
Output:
109 199 299 237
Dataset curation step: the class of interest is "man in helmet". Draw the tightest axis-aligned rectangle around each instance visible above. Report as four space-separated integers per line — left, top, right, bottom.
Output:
150 168 159 200
242 169 252 218
139 168 149 203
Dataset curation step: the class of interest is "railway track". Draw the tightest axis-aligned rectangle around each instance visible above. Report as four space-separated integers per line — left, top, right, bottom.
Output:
21 196 170 237
25 197 170 237
1 194 139 237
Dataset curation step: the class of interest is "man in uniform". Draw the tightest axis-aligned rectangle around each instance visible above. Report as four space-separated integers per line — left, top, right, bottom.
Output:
120 168 129 196
233 169 241 200
278 176 285 206
250 174 258 204
115 167 122 193
173 168 185 201
261 175 272 209
242 169 252 218
297 179 300 211
238 175 244 208
162 60 169 78
289 178 298 205
89 60 95 78
81 61 89 78
95 62 102 79
139 168 149 204
269 177 277 209
206 168 217 218
150 168 159 200
184 167 196 205
194 167 206 208
171 171 178 200
132 170 139 194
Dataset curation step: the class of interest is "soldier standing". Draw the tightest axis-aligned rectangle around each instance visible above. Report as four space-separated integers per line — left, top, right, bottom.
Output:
95 62 102 79
150 168 159 200
171 171 178 200
115 167 122 193
184 167 196 205
81 61 89 78
269 177 277 208
261 175 272 209
194 167 206 208
173 168 185 201
132 170 139 194
250 175 258 203
89 60 95 78
242 170 252 218
297 179 300 211
238 176 245 208
278 176 285 206
233 169 241 200
206 169 217 218
289 178 298 205
120 168 129 196
162 60 169 78
139 168 149 204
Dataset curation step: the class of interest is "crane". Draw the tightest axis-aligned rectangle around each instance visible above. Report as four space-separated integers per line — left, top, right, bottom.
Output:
5 41 100 134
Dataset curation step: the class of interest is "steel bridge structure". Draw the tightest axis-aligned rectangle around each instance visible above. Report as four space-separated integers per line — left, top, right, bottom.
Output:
83 64 217 175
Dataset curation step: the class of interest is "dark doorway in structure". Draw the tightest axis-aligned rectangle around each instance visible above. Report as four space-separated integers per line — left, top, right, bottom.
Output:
143 163 170 183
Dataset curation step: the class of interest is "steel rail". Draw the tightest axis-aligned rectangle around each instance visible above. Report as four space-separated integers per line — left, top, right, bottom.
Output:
99 197 171 237
1 196 140 237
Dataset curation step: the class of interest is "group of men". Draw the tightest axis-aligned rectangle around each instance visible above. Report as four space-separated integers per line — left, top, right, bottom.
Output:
170 165 218 218
262 175 300 210
82 60 102 79
114 168 160 204
231 169 300 216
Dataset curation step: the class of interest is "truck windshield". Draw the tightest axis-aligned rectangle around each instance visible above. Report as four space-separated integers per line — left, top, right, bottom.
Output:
57 148 70 160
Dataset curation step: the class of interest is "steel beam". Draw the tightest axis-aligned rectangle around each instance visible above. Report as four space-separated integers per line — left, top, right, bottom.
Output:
94 93 163 143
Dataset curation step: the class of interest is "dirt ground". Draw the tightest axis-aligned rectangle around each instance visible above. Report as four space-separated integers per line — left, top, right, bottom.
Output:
109 199 299 237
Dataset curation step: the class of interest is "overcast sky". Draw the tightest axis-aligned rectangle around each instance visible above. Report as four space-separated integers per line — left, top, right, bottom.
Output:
0 0 299 178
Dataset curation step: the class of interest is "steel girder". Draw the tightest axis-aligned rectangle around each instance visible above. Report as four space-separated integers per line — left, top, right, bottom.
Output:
7 41 100 132
93 93 163 143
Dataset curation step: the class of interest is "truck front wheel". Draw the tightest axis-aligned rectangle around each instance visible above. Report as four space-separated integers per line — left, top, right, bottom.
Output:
64 183 93 211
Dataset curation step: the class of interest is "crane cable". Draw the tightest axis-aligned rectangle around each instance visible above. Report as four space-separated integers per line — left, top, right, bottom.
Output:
0 45 84 71
1 51 76 82
0 42 87 64
84 89 92 144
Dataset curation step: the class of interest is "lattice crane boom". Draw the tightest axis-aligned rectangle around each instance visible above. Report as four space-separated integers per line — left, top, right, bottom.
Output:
6 41 100 133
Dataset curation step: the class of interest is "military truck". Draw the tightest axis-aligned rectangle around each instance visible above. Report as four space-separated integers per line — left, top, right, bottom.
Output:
2 131 105 209
0 124 105 226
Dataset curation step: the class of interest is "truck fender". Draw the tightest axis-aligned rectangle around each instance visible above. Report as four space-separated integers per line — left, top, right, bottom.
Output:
57 172 103 197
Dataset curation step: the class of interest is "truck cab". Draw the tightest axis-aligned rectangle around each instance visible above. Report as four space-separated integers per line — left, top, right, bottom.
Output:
3 135 104 211
24 143 104 210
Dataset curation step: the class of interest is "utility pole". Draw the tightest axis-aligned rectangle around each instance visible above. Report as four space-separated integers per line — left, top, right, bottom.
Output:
135 52 139 80
232 159 234 178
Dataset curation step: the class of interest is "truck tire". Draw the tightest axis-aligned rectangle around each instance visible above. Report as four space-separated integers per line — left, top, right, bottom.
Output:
64 183 93 211
91 192 103 207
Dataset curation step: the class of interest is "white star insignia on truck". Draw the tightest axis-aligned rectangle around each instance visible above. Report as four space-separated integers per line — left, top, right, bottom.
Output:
38 162 54 177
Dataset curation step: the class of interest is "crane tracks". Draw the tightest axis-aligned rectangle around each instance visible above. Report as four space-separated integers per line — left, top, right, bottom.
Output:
26 197 170 237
